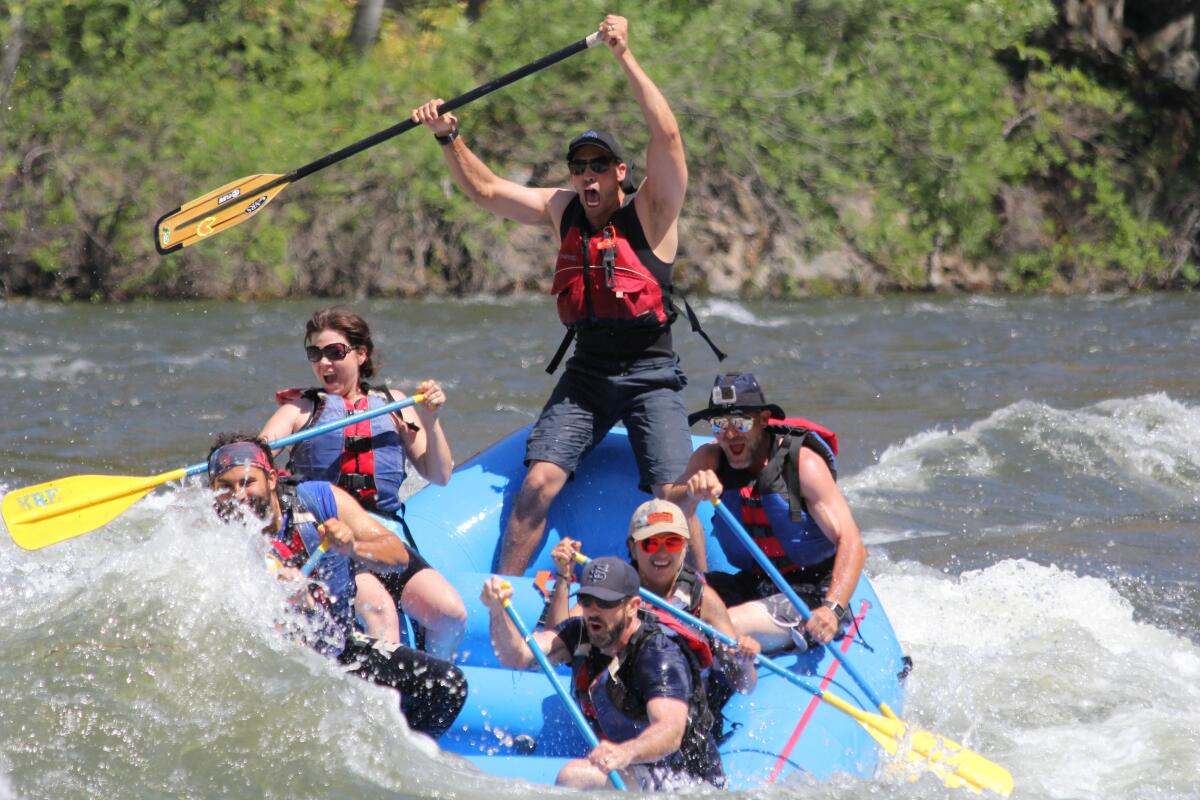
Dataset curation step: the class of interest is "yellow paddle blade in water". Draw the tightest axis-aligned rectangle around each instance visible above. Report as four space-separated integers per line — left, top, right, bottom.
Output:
820 691 1013 796
2 468 188 550
155 173 288 253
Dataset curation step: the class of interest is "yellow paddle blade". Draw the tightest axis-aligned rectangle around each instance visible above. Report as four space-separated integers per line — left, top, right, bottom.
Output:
821 691 1013 796
2 468 188 550
155 173 288 253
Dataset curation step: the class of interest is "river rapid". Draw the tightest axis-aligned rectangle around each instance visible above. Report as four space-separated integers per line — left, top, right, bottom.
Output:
0 294 1197 799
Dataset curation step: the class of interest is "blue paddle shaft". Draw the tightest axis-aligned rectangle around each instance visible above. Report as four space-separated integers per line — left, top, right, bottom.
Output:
298 542 328 578
711 499 889 713
501 600 627 791
634 581 840 705
181 396 420 477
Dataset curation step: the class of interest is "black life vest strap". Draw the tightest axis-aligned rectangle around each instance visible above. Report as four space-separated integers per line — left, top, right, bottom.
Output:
545 328 576 374
671 290 727 363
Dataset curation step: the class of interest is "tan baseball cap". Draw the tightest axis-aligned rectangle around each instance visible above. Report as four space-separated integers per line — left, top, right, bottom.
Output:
628 499 690 541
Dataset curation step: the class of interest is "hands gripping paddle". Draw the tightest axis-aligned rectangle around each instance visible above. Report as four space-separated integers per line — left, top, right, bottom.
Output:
1 395 423 550
499 581 627 790
154 32 601 253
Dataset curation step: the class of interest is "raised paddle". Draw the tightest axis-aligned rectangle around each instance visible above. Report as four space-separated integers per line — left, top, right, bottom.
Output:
154 32 602 253
1 394 424 550
710 498 899 719
499 582 627 791
568 550 1013 796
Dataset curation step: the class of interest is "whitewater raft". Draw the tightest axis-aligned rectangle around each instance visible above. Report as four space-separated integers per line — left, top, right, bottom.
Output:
387 426 909 788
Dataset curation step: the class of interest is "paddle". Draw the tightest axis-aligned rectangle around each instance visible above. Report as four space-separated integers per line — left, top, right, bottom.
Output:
710 498 901 718
568 551 1013 796
499 582 627 791
154 32 602 253
1 394 424 551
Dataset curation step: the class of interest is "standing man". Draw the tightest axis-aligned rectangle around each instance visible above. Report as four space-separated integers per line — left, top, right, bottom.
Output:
412 15 722 575
480 557 724 790
668 373 867 653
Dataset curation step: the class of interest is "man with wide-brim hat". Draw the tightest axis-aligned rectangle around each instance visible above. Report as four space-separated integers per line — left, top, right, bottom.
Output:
412 14 724 577
665 373 867 654
480 555 725 790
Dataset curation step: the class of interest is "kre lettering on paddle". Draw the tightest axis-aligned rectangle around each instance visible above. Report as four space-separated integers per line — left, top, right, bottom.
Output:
17 487 60 511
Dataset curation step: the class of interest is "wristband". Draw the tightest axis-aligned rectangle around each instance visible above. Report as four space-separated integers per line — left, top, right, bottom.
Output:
435 128 458 146
822 599 851 627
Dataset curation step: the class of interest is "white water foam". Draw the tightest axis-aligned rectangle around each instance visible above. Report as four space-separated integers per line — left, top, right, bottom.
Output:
872 558 1200 798
694 298 791 328
847 393 1200 515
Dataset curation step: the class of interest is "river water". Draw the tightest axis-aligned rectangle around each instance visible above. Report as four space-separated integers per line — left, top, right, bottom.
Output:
0 294 1197 799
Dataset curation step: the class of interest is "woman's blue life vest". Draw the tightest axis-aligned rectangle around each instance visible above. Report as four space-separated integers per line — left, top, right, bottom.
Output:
277 385 408 516
268 480 357 656
712 418 840 578
570 611 716 778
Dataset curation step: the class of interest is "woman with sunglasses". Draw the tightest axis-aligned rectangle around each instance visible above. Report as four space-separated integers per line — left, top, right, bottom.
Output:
669 373 867 655
546 500 759 722
260 307 465 658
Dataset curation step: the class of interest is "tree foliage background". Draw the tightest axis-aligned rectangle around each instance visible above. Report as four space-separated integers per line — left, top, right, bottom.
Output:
2 0 1197 300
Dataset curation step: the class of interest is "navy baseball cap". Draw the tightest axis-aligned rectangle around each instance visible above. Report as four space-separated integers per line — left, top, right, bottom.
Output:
566 130 626 163
688 372 786 426
576 556 640 602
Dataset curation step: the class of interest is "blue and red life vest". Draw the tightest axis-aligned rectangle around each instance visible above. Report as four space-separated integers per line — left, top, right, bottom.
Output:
712 418 840 577
570 611 714 772
546 195 724 372
269 481 356 655
279 386 408 515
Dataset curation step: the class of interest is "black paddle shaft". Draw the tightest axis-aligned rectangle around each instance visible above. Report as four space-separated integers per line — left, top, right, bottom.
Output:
288 33 599 184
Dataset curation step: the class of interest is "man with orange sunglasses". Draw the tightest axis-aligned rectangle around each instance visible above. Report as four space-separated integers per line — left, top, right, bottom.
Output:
548 500 759 732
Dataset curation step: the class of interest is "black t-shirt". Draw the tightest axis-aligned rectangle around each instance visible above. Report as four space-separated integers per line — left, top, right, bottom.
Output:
554 617 693 710
555 616 725 787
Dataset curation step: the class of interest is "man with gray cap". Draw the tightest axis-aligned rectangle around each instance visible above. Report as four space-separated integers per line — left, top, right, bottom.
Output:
667 373 867 654
480 556 724 790
414 14 723 576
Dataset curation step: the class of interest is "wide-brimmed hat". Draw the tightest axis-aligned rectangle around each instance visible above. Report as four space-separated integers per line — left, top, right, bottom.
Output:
687 372 786 426
628 499 690 541
576 556 640 602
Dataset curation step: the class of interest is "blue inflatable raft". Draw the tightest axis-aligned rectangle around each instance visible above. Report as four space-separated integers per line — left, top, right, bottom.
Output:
392 426 908 788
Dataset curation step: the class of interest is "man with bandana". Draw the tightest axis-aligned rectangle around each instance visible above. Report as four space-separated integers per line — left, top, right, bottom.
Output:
205 432 467 738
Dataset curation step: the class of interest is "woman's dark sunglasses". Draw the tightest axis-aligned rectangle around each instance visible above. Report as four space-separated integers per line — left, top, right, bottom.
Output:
305 342 354 363
577 595 624 610
568 157 615 175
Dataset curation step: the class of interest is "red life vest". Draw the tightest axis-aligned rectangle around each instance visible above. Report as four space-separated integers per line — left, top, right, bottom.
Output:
545 195 726 373
552 197 673 332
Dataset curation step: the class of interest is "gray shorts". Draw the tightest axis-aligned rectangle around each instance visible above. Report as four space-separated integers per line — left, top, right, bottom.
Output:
525 354 692 491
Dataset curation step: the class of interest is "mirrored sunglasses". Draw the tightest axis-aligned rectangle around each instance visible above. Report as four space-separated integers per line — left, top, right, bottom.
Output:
577 594 624 609
711 416 755 435
305 343 353 363
568 157 615 175
638 534 687 554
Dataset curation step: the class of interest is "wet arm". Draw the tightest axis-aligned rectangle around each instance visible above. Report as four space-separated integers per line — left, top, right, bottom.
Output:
331 485 411 569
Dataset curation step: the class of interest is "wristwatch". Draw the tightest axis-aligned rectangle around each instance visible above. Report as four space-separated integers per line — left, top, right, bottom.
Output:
822 599 851 627
435 128 459 146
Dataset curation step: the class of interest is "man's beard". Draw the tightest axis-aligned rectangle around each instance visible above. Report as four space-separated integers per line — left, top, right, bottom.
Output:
587 611 630 651
214 492 273 525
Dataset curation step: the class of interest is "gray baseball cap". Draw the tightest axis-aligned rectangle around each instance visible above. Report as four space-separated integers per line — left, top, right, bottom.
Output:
576 556 640 602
